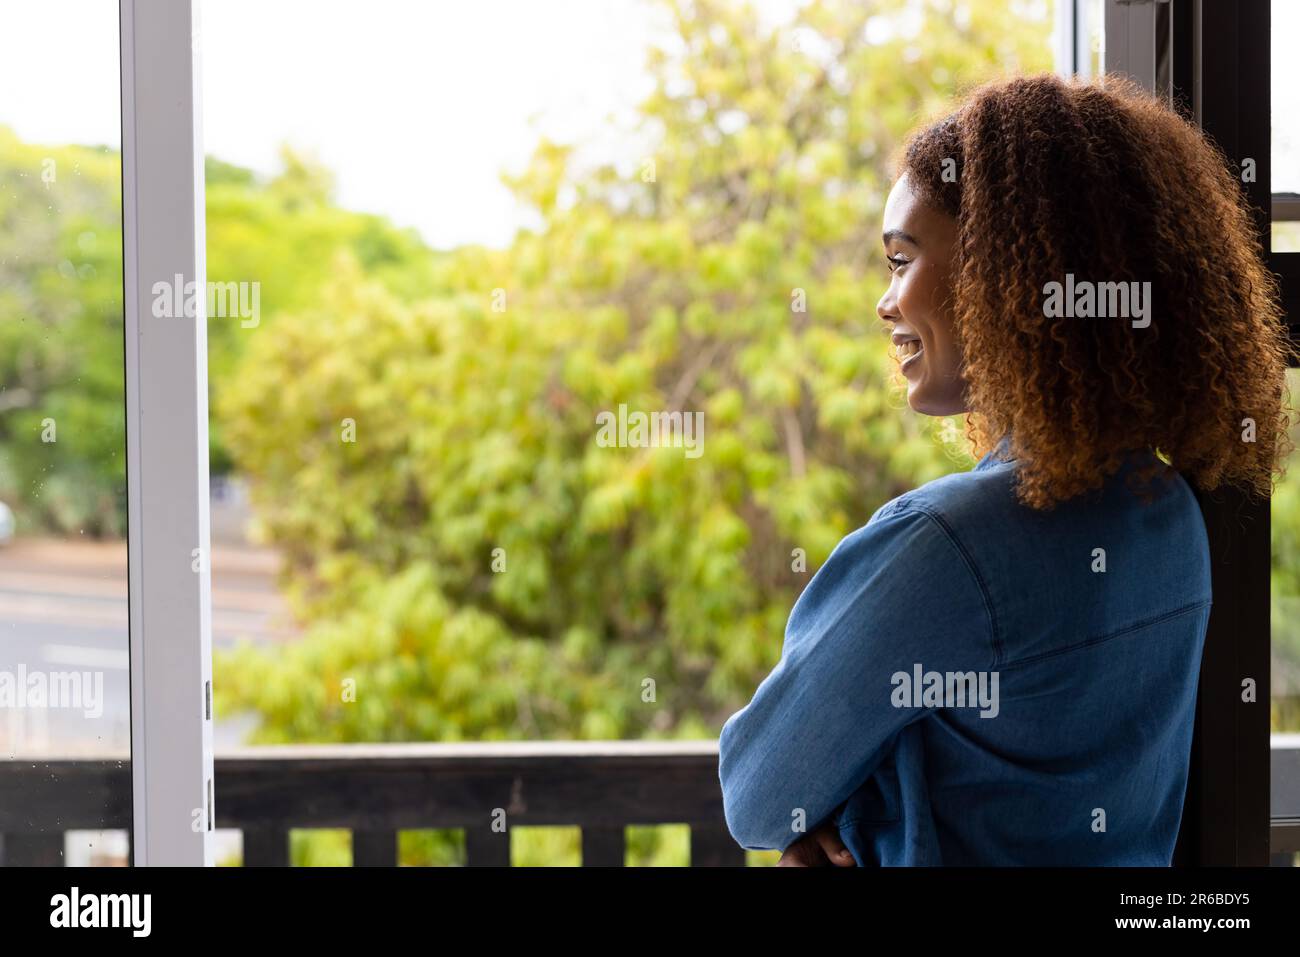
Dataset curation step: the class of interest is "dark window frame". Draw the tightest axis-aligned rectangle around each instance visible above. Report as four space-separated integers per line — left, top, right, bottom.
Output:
1165 0 1295 866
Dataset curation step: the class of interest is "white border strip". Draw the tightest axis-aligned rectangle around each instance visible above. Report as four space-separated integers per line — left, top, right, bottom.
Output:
121 0 214 866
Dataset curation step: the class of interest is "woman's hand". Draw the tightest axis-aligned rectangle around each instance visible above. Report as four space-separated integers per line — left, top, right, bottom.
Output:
777 821 857 867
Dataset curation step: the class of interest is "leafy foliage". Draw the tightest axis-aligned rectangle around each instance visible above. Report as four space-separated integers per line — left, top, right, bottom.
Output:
0 134 437 528
215 0 1055 748
0 129 127 534
1272 369 1300 731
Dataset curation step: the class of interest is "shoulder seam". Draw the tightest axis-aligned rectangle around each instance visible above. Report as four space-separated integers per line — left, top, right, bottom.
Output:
893 502 1003 667
995 598 1212 671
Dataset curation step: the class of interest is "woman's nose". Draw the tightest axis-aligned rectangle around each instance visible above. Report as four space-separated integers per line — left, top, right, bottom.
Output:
877 291 897 324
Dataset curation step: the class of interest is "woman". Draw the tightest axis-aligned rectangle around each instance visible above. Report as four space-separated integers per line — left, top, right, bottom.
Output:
717 73 1292 866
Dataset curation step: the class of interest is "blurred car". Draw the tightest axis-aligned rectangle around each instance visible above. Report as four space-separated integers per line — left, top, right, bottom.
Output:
0 501 14 545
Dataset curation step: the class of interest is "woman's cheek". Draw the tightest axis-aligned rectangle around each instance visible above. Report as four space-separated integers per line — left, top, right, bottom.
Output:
898 277 920 322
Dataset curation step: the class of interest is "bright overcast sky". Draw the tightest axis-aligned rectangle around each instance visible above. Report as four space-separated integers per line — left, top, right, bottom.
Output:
1 0 1296 249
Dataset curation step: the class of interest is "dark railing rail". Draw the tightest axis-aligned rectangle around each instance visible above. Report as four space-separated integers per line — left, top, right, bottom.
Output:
0 741 744 867
3 737 1298 866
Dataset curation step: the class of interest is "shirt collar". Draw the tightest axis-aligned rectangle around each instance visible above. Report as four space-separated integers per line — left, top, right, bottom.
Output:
974 434 1015 472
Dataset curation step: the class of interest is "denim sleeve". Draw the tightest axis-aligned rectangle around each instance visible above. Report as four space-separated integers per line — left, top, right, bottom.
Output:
717 502 995 851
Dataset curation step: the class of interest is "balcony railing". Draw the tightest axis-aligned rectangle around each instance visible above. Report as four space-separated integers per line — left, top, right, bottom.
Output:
0 741 744 866
2 737 1298 866
1272 733 1300 864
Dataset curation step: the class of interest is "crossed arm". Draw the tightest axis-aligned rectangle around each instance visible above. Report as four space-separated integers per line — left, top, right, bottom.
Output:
717 503 993 863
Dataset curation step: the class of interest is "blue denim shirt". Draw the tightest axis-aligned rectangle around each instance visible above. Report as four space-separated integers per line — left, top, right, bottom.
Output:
718 439 1212 865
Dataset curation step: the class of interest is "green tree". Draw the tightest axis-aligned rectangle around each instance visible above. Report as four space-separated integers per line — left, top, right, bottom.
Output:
0 129 126 534
1272 368 1300 732
216 0 1056 747
0 134 439 529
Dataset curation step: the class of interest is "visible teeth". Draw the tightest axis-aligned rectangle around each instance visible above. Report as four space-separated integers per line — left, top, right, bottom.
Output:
895 340 921 359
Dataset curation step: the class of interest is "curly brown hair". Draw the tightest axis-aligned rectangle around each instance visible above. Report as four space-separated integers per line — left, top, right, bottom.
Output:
899 73 1293 509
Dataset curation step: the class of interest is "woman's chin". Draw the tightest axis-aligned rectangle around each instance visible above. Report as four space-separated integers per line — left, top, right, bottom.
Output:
906 386 962 417
905 384 934 415
907 399 936 415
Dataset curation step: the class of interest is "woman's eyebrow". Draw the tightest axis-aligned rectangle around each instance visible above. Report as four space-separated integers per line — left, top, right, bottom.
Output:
882 228 920 247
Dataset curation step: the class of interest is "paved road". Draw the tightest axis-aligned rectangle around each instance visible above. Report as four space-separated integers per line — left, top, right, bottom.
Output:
0 536 295 757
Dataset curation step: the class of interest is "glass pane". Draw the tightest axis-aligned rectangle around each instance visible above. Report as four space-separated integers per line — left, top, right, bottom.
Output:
1274 369 1300 864
202 0 1055 866
1273 0 1300 867
0 0 130 865
1277 373 1300 732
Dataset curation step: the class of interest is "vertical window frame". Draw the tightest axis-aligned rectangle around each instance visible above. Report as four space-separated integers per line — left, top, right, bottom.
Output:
120 0 214 866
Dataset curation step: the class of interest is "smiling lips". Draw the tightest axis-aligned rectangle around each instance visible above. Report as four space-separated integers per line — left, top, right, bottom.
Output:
892 333 923 369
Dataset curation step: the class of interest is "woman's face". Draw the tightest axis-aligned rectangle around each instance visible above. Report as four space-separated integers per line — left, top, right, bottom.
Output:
876 172 968 416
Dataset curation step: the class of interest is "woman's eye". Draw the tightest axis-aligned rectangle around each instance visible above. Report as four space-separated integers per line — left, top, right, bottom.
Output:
887 255 910 272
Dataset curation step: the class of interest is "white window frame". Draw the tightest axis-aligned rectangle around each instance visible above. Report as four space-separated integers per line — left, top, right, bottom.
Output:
121 0 214 866
1055 0 1097 79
